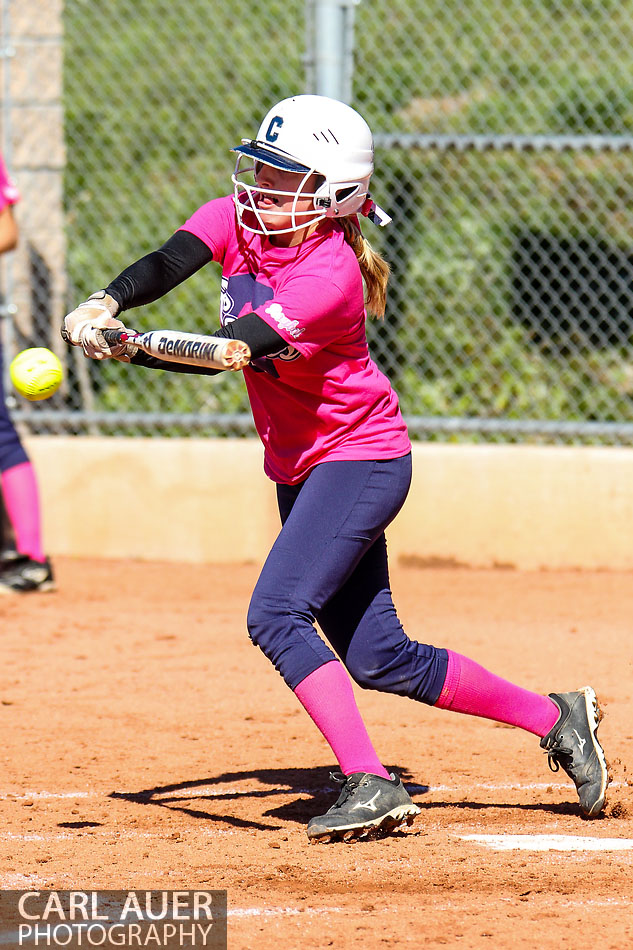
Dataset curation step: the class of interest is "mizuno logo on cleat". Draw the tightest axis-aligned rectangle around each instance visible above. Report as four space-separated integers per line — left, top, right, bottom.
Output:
350 791 381 813
573 729 587 753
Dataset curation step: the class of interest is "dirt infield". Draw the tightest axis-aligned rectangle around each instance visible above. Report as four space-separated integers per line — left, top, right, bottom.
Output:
1 557 632 949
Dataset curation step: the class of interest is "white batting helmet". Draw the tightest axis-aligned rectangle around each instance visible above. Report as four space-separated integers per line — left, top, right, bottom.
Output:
231 95 390 235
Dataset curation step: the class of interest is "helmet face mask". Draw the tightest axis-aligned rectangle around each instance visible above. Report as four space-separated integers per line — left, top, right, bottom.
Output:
231 95 375 237
232 157 327 236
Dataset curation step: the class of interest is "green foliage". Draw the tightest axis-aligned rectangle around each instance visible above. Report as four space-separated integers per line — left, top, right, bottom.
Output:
63 0 633 441
63 0 306 420
368 147 633 431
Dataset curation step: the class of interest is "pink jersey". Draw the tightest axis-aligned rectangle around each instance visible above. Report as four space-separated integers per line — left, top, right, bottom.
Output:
181 195 410 484
0 155 20 211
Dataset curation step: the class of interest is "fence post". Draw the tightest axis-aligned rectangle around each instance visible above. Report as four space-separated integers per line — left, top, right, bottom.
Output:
305 0 359 103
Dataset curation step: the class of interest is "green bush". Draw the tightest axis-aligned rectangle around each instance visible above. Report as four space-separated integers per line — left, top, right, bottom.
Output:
63 0 633 441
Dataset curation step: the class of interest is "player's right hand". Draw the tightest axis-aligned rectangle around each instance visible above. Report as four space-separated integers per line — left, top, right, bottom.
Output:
63 291 129 360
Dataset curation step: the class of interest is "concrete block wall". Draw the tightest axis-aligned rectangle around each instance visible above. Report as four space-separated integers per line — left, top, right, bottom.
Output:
23 436 633 571
0 0 66 356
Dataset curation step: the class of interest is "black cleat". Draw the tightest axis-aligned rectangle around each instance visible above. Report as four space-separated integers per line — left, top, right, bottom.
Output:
307 771 420 843
0 555 56 593
540 686 608 818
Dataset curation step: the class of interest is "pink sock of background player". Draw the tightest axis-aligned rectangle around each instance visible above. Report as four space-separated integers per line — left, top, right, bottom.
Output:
1 461 45 562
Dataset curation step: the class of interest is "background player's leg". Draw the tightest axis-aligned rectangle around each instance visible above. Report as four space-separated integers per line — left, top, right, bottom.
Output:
1 461 45 562
0 489 17 559
0 457 54 593
0 342 48 572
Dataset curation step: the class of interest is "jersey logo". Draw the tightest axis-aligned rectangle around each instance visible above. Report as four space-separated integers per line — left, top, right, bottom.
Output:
219 275 302 373
264 302 304 339
266 343 300 363
265 116 283 142
220 278 235 319
220 273 273 324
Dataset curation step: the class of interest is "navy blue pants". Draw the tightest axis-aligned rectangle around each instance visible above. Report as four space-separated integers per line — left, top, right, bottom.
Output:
0 344 29 472
247 454 448 705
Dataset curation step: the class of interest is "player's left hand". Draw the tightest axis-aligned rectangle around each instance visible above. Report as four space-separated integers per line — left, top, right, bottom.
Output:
63 291 130 360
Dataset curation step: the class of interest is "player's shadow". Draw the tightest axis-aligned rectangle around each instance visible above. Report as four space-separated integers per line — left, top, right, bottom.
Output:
415 800 591 818
109 766 422 831
107 767 590 831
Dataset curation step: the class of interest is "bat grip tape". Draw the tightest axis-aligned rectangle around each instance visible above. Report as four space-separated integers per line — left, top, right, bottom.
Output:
101 328 129 344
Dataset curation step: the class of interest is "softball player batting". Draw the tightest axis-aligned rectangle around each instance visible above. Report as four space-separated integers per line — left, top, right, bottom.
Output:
63 95 608 842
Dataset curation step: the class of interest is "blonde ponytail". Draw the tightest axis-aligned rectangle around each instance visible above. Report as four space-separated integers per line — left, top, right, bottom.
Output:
340 217 390 319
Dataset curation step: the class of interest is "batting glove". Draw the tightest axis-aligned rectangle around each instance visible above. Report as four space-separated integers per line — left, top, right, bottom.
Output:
63 291 137 361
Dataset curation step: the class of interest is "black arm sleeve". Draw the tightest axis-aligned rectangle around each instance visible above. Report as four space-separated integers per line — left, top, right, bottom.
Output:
110 228 287 375
105 230 214 311
129 311 287 375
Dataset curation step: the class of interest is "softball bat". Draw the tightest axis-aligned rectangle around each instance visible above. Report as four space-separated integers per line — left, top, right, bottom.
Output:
103 328 251 371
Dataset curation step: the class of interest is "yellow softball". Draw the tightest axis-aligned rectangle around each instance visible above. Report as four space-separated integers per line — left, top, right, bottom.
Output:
9 347 64 401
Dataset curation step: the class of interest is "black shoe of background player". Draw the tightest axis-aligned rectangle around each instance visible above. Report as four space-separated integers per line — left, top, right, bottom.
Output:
0 555 56 593
0 546 20 568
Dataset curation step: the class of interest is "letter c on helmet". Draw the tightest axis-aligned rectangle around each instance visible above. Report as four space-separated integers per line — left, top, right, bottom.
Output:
265 116 283 142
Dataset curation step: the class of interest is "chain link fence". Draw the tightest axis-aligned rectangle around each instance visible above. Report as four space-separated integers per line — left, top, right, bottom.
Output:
5 0 633 443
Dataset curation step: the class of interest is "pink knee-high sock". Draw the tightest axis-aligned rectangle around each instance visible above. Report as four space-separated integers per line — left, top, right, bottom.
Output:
293 661 391 778
1 462 45 562
434 650 559 737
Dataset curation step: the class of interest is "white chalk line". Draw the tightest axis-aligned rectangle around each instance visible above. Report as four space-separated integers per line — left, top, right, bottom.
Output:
6 780 626 802
458 833 633 851
0 874 47 889
0 828 237 843
413 782 569 792
4 785 631 864
3 791 92 801
4 826 632 854
0 896 628 938
0 906 344 946
227 906 343 919
229 898 632 916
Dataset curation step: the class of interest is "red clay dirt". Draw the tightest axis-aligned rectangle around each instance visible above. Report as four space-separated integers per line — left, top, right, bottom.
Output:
1 557 632 949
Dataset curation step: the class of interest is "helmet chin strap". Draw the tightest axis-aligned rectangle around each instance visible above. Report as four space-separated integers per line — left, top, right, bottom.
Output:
360 196 392 227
